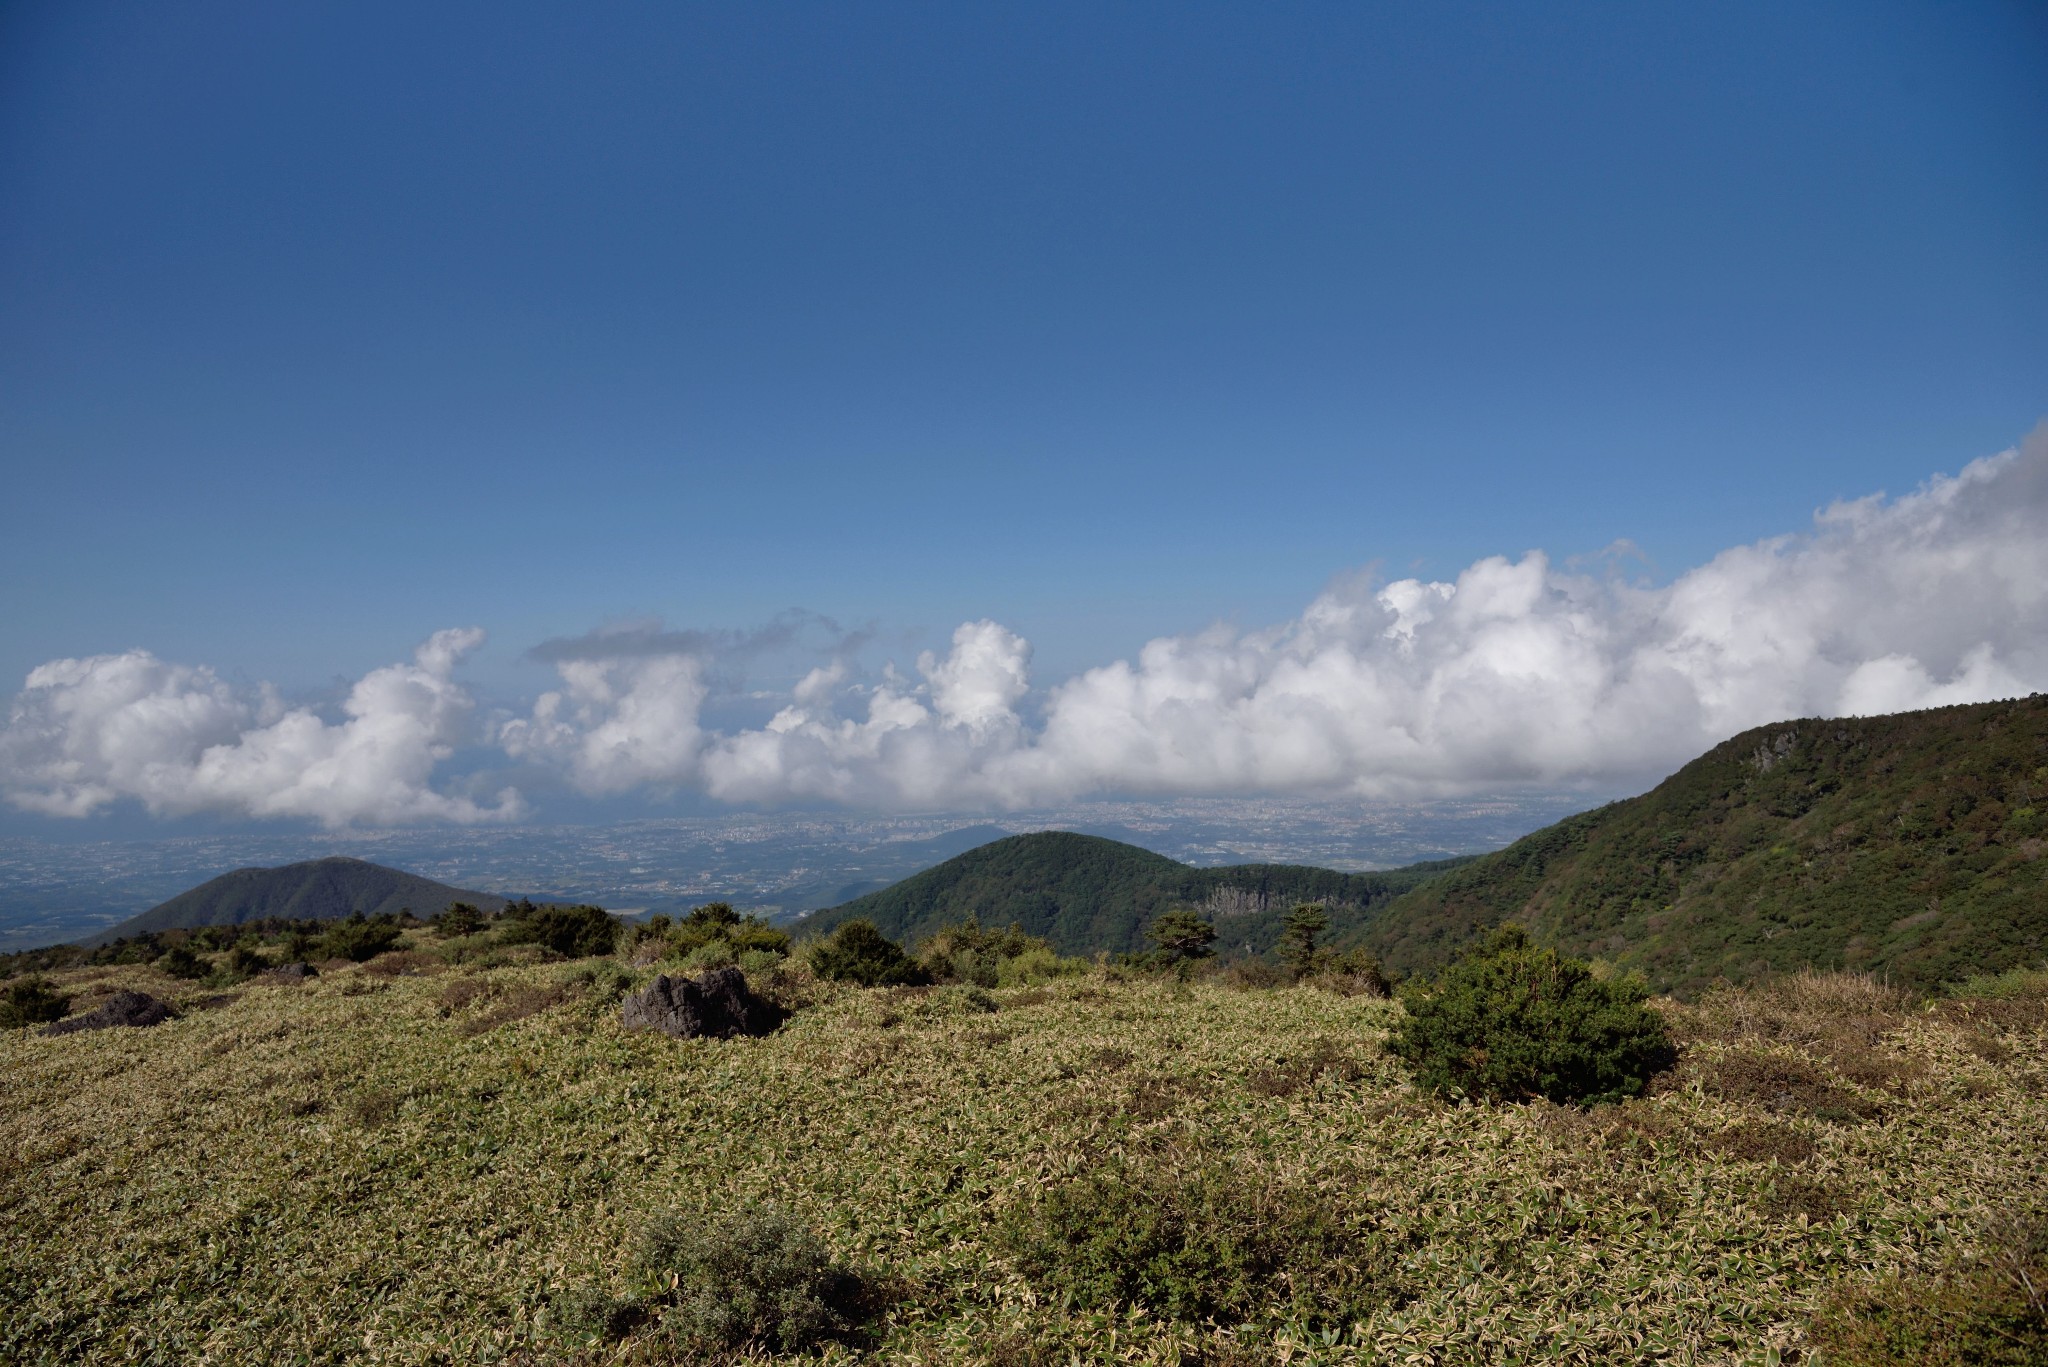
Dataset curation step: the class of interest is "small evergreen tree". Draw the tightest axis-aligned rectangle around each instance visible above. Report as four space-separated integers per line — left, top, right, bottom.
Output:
1388 924 1676 1105
1277 903 1330 979
437 902 484 938
1145 910 1218 969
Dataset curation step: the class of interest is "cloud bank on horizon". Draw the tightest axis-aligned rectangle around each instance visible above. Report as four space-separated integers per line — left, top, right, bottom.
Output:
7 433 2046 827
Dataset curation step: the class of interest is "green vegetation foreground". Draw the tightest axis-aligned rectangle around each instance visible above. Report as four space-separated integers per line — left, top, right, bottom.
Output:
3 941 2045 1363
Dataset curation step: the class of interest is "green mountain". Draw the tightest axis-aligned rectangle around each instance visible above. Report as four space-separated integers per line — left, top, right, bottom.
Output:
1349 694 2048 994
85 857 508 945
800 830 1471 956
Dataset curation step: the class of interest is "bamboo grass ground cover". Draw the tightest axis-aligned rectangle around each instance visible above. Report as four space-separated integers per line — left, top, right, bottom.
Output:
3 944 2044 1364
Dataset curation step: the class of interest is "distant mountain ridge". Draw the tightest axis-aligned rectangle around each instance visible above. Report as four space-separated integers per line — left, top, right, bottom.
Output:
84 857 508 945
802 831 1471 956
1345 694 2048 993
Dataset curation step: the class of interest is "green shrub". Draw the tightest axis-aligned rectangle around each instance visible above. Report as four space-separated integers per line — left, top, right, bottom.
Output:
808 920 930 987
158 942 208 979
209 944 269 985
993 943 1086 987
629 913 673 951
318 913 405 963
679 938 738 972
998 1150 1388 1328
500 903 618 959
672 901 741 943
632 1202 872 1354
1387 924 1676 1105
565 961 636 1000
663 903 791 967
1320 947 1395 998
916 919 1079 987
1 976 71 1028
735 948 786 976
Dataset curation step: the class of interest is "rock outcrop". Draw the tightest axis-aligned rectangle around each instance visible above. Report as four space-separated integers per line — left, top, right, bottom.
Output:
42 990 177 1036
620 967 783 1039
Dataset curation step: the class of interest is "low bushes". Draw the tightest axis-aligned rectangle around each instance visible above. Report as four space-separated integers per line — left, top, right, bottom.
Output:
641 903 792 973
1 976 71 1029
808 920 930 987
1316 946 1395 997
157 943 208 979
915 919 1085 988
1388 924 1676 1105
209 944 269 985
498 903 617 959
1808 1210 2048 1365
998 1148 1390 1329
317 913 405 963
560 1203 874 1356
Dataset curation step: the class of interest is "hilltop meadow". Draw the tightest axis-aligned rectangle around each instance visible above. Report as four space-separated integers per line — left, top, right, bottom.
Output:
3 907 2045 1366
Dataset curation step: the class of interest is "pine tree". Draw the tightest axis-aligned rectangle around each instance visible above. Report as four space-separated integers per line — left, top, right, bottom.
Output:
1277 903 1330 979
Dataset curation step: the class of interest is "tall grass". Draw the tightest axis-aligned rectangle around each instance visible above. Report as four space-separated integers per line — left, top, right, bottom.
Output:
3 939 2045 1363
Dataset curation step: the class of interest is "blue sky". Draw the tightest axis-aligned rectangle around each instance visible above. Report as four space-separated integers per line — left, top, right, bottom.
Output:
2 2 2045 829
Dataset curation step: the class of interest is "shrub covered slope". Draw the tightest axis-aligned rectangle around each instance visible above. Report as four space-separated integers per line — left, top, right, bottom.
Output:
4 928 2046 1364
1353 694 2048 994
805 831 1469 956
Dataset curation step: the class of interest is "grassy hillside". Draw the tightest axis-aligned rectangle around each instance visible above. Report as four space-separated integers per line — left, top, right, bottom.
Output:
87 857 507 945
801 831 1468 956
4 938 2043 1363
1354 694 2048 994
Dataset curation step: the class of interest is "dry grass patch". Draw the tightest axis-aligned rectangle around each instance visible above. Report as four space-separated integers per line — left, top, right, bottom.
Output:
1247 1038 1369 1098
349 1087 400 1128
455 983 574 1037
435 975 500 1016
1707 1120 1818 1166
1696 1047 1885 1122
361 950 442 978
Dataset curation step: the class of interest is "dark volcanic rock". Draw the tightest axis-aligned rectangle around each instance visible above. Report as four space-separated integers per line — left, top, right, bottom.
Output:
620 967 784 1039
266 962 319 980
42 990 177 1036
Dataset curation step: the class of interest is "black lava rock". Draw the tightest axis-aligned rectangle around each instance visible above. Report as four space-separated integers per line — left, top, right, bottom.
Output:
42 990 177 1036
620 967 784 1039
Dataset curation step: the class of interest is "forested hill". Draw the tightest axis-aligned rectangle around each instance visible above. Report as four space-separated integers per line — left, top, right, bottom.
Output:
85 858 507 945
1346 694 2048 994
801 831 1471 956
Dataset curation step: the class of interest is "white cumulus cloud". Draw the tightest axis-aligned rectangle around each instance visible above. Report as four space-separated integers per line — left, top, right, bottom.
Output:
11 431 2048 823
504 429 2048 809
0 628 520 826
